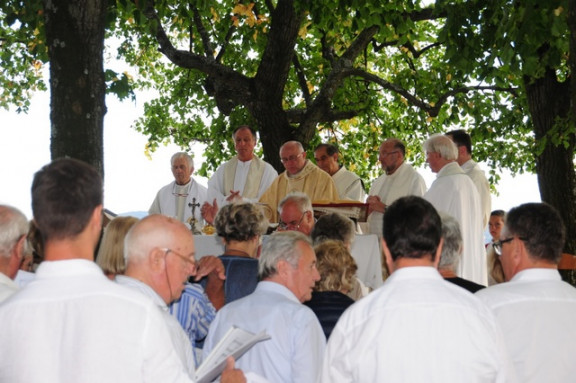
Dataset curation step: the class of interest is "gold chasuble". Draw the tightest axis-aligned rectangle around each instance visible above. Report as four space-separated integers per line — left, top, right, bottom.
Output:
259 160 339 222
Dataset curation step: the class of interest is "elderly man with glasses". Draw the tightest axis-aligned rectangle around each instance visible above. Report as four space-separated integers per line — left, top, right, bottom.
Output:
476 202 576 383
259 141 339 222
366 138 427 237
277 192 315 236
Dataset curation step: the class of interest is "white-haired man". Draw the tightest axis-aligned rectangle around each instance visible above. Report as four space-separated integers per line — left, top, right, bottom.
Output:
204 231 325 383
0 205 28 302
149 152 208 230
423 134 487 285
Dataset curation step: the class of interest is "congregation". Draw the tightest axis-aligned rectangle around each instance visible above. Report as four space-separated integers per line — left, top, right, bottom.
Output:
1 126 575 382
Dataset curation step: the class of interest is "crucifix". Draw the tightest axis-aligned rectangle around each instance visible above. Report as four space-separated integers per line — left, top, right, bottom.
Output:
187 198 201 234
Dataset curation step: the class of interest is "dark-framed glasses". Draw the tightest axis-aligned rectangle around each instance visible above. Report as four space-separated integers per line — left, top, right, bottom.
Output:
380 150 399 158
278 211 307 231
493 237 527 256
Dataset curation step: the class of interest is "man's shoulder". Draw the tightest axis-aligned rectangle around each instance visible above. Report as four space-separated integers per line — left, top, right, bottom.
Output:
477 273 576 307
156 181 174 193
336 167 361 181
1 272 159 316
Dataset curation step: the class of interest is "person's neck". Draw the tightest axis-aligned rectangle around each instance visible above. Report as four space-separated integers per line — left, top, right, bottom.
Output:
175 179 191 186
385 162 402 175
0 261 14 280
458 155 471 166
238 154 254 162
224 240 257 258
43 239 96 262
438 268 457 278
328 165 340 176
391 256 436 272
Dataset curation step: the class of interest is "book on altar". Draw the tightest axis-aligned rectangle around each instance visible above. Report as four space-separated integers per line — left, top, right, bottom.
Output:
195 326 271 383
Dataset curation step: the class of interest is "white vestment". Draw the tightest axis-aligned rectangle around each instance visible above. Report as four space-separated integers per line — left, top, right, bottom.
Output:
367 162 427 236
149 179 207 228
424 162 487 285
332 166 365 201
207 156 277 206
461 159 492 227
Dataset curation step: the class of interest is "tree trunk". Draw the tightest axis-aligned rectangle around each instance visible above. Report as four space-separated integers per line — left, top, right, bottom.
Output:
43 0 107 176
524 69 576 254
253 101 295 173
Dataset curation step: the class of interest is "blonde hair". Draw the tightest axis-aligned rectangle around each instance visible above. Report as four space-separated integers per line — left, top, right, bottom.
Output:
96 216 139 276
314 240 357 293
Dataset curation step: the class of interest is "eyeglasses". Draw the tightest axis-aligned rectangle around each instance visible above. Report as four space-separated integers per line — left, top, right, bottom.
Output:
280 152 303 163
278 212 307 231
380 150 399 158
493 237 527 256
171 183 190 197
161 248 196 271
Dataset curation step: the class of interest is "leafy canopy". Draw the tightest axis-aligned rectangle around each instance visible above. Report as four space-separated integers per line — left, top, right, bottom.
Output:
1 0 572 189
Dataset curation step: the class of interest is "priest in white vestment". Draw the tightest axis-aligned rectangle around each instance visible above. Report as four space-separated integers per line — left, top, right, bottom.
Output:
149 152 207 230
366 139 427 237
313 143 365 201
204 126 277 211
259 141 339 222
423 134 487 285
446 129 492 227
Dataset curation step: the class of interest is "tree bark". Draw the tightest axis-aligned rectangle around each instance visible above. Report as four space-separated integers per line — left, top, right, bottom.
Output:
43 0 107 176
524 69 576 254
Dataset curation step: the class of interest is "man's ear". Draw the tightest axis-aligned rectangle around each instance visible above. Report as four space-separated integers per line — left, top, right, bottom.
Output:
149 248 167 272
275 259 291 279
433 237 444 269
381 238 394 274
92 205 103 230
510 238 527 271
14 234 27 260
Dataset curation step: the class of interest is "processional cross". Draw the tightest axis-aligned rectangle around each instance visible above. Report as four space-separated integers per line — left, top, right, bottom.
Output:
187 198 201 234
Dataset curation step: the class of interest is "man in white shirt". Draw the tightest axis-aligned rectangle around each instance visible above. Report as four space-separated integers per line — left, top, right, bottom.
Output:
204 231 326 383
0 205 28 302
0 158 244 383
446 129 492 227
149 152 208 232
319 196 514 382
117 214 201 374
202 126 277 222
313 143 365 201
476 202 576 382
366 138 426 237
423 134 487 285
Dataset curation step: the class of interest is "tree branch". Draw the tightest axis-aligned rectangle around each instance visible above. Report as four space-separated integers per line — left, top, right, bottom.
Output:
349 68 518 116
286 108 359 124
191 4 214 58
292 54 312 106
143 0 252 114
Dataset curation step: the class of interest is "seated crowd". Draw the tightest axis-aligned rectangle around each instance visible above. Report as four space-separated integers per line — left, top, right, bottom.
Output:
1 130 575 382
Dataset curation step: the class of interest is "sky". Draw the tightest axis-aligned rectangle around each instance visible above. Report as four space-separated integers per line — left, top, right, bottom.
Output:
0 88 542 220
